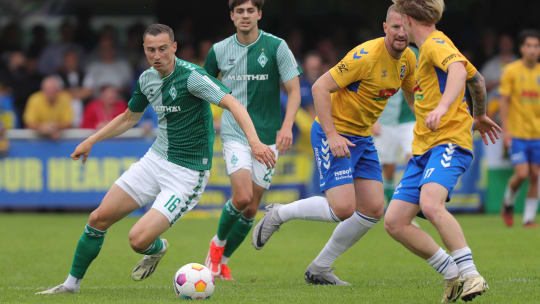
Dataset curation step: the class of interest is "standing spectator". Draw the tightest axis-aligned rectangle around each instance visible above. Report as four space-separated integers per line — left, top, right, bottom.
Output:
38 20 85 76
81 86 127 129
83 36 134 98
1 50 43 127
0 22 22 55
299 52 323 118
26 24 49 60
481 33 517 106
23 76 73 139
55 49 93 127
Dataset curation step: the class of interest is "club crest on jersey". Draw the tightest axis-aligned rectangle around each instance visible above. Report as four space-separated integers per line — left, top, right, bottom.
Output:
258 50 268 68
400 65 406 79
169 86 177 99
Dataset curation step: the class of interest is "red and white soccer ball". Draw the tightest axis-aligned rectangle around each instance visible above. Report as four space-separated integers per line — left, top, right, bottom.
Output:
173 263 215 300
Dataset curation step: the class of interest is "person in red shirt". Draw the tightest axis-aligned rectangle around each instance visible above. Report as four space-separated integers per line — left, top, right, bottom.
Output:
81 85 127 129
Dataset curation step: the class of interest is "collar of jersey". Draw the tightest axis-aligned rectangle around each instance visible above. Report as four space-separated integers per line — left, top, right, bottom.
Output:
234 30 262 48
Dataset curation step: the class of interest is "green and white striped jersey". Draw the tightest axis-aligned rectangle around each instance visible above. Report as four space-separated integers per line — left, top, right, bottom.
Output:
205 30 302 145
128 57 231 170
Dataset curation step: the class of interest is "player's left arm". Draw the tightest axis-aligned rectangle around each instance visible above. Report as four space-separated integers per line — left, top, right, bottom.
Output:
277 77 300 153
466 71 502 145
425 61 467 131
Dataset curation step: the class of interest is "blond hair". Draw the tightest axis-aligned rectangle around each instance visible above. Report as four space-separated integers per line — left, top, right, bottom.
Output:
392 0 445 24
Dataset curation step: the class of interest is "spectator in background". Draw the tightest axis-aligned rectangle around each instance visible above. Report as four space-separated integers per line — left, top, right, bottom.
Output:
24 76 73 139
0 22 22 55
177 43 197 63
196 39 213 67
299 52 323 118
125 22 148 74
315 38 339 71
475 29 497 69
1 50 43 127
26 24 49 60
38 20 85 76
83 35 134 98
481 33 517 114
0 79 17 129
81 85 126 129
55 49 93 127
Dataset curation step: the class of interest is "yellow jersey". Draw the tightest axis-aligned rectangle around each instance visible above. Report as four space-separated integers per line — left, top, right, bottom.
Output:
412 30 477 155
499 60 540 139
322 37 416 136
23 91 73 127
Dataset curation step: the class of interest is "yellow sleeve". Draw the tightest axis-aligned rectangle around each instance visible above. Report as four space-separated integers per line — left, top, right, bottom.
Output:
401 51 417 92
329 47 369 89
498 66 513 97
429 41 477 79
23 95 39 126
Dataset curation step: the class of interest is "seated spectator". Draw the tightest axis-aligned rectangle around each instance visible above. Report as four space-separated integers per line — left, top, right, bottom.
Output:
55 49 93 127
83 36 134 98
23 76 73 139
81 86 127 129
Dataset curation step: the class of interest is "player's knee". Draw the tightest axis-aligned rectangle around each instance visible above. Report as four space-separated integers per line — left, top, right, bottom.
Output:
383 214 401 237
128 230 151 252
88 209 112 231
515 169 529 181
420 203 443 222
332 204 355 221
362 201 384 219
232 193 253 211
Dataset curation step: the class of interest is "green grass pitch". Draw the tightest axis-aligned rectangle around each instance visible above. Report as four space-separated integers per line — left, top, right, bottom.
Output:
1 213 539 303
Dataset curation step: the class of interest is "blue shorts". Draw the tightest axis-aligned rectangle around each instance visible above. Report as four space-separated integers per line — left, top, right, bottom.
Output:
311 121 382 192
510 138 540 165
392 143 473 204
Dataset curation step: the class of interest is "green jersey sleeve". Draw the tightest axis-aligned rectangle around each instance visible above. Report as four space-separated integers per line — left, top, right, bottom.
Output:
128 80 149 112
203 46 220 78
276 40 302 83
187 69 231 106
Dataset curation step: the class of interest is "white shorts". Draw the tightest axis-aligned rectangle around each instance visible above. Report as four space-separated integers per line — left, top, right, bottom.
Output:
115 149 210 225
374 122 415 164
222 141 279 189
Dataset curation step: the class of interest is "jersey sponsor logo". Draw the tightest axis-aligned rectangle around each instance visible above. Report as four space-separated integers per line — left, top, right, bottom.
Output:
520 90 540 103
226 74 269 81
413 81 424 101
258 49 268 68
373 88 398 101
334 168 352 181
400 64 406 79
353 48 368 59
441 53 458 66
153 105 182 113
169 86 177 99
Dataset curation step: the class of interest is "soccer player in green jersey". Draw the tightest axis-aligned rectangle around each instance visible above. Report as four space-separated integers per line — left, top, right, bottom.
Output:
204 0 301 280
36 24 275 295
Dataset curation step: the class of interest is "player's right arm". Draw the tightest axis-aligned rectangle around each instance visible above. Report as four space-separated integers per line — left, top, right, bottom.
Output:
219 94 276 168
312 72 355 158
71 80 147 164
71 109 143 164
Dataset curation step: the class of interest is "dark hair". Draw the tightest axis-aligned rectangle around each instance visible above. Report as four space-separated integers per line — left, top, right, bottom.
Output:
519 29 540 46
143 24 174 42
229 0 264 11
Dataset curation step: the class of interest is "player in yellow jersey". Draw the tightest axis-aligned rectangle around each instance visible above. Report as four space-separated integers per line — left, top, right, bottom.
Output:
252 5 417 285
499 29 540 228
385 0 501 302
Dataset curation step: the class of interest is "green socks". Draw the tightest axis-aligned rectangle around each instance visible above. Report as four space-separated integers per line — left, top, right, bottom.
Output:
383 179 395 204
216 200 242 241
69 224 106 279
223 216 255 257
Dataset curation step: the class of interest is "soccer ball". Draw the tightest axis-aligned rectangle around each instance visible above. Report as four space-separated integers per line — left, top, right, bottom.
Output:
173 263 215 300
